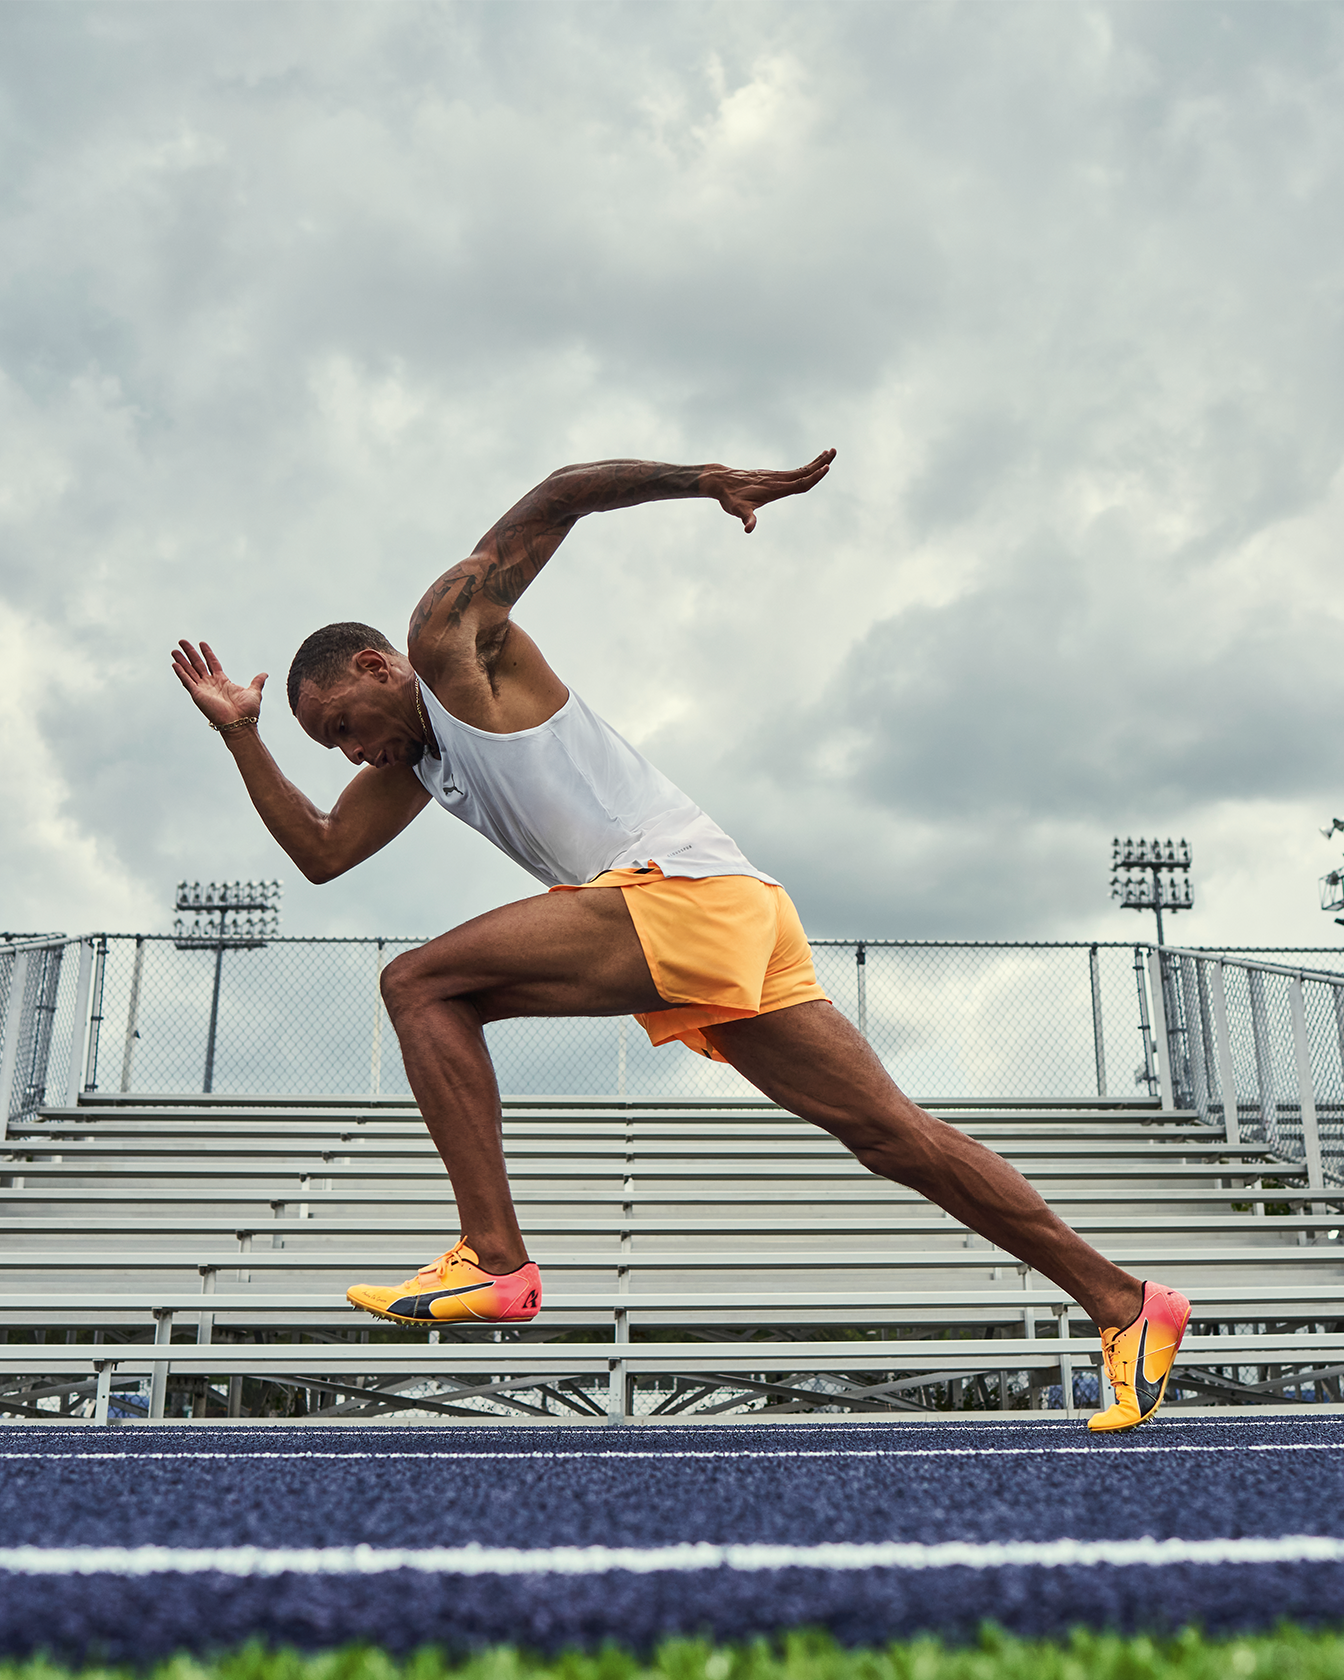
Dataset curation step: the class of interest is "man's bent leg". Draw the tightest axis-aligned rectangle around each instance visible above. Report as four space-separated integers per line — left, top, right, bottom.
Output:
379 889 666 1274
380 992 525 1272
704 999 1143 1331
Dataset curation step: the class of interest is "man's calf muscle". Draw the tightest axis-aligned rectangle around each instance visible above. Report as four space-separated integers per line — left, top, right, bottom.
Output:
705 1002 1143 1331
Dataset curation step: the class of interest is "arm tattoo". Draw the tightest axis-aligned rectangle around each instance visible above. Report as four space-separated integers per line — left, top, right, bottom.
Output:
476 518 557 610
409 566 480 642
451 572 478 623
481 559 533 610
479 459 703 547
413 459 706 645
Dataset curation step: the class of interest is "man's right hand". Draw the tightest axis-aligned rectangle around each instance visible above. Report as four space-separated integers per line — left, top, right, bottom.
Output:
172 639 268 729
170 637 430 881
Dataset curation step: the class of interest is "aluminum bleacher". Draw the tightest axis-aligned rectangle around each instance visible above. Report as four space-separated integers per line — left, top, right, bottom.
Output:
2 1090 1342 1423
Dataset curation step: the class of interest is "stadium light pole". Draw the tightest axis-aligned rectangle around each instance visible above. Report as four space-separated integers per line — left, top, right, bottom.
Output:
1318 817 1344 930
174 881 281 1093
1110 837 1193 947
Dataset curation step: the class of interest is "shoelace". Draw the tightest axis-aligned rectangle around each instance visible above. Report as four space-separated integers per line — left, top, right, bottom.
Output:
413 1240 473 1286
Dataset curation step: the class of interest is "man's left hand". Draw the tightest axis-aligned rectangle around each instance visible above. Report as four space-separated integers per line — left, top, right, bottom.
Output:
703 448 836 533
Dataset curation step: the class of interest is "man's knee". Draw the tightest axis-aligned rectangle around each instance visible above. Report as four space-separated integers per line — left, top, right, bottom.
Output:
380 948 440 1018
380 946 488 1027
844 1107 944 1188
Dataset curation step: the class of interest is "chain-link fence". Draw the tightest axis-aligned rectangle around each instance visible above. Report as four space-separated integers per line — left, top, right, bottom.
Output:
7 931 1344 1126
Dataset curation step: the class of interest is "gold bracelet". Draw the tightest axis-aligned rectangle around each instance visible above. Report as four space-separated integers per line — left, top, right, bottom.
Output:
210 715 259 734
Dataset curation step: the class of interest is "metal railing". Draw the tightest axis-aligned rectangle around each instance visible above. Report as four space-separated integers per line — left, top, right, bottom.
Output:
0 935 100 1133
1152 945 1344 1189
4 932 1344 1170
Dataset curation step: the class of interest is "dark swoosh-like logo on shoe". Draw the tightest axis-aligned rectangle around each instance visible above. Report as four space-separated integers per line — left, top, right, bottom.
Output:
387 1283 492 1320
1133 1320 1166 1418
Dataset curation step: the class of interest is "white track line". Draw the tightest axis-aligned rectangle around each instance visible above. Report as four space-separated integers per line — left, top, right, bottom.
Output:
1 1536 1343 1576
1 1443 1341 1461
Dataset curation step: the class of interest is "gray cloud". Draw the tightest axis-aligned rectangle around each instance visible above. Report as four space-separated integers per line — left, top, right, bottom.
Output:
2 0 1344 950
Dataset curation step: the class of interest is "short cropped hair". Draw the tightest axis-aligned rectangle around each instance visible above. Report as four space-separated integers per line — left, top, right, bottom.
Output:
287 622 396 714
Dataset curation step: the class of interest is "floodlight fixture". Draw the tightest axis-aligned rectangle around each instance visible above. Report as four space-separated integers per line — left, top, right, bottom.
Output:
172 879 282 1092
174 879 281 948
1319 819 1344 927
1110 836 1192 947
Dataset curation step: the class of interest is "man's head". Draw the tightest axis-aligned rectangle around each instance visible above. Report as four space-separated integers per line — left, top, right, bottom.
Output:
287 622 429 769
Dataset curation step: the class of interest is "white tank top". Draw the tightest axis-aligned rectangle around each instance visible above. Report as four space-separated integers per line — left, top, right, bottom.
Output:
412 680 777 890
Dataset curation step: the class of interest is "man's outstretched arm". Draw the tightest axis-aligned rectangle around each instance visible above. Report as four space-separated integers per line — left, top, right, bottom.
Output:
171 640 430 883
408 450 835 677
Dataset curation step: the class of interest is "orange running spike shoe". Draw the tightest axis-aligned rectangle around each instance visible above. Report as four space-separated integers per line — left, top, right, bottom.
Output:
1088 1280 1191 1433
346 1238 541 1327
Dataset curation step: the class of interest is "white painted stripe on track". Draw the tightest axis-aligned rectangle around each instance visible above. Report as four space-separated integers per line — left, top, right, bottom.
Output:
1 1536 1343 1576
1 1443 1342 1460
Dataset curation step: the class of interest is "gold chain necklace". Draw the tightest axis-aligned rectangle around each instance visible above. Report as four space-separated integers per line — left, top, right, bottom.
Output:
413 682 432 749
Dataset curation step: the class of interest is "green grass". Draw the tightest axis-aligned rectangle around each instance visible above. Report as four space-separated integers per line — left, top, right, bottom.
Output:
6 1628 1344 1680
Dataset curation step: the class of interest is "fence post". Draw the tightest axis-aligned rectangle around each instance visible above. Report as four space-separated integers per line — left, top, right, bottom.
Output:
1333 987 1344 1088
1247 970 1277 1151
120 937 145 1093
1196 960 1217 1115
1146 949 1174 1110
1089 944 1106 1098
1133 946 1158 1096
370 939 385 1099
0 951 29 1141
65 939 94 1109
1180 957 1210 1124
1288 975 1324 1195
83 936 107 1093
856 943 868 1042
1209 961 1240 1145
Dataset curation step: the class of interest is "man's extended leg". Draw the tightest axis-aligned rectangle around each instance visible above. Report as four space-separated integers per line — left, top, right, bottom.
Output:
704 998 1143 1330
376 889 667 1274
706 1004 1193 1430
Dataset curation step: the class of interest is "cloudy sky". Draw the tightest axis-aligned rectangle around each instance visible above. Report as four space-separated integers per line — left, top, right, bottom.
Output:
3 0 1344 949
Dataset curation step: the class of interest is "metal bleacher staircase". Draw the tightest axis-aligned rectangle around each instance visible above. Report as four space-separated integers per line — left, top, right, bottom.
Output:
2 1090 1343 1424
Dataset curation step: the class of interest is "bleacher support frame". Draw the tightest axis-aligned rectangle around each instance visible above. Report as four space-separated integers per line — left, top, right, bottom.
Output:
0 1090 1340 1422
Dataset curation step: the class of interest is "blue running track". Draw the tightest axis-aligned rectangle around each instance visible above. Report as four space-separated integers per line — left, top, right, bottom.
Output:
1 1416 1343 1659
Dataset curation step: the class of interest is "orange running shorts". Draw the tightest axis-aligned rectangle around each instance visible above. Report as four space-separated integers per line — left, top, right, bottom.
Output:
550 866 828 1061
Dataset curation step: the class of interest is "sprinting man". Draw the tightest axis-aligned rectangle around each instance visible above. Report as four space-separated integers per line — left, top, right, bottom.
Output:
172 450 1188 1431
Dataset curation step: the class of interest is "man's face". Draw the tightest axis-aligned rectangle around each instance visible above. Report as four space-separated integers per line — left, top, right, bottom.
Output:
296 652 425 770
